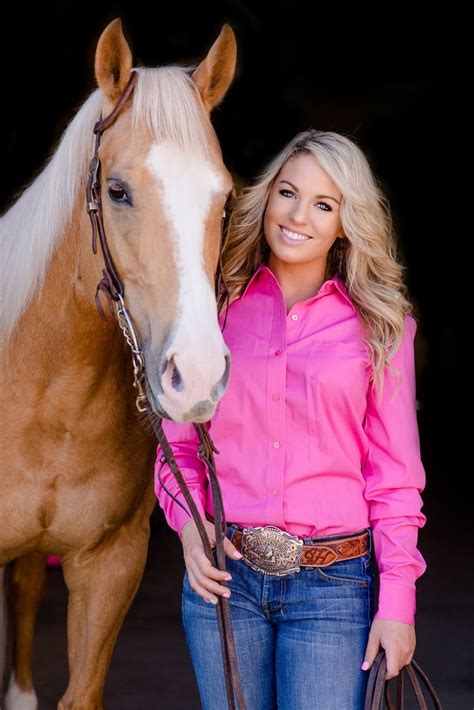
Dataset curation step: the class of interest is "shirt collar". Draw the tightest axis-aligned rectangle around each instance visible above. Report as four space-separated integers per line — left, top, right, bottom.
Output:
240 262 268 299
241 262 354 309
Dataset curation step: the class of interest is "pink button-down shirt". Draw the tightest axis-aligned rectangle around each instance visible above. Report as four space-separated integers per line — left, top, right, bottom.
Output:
155 263 427 625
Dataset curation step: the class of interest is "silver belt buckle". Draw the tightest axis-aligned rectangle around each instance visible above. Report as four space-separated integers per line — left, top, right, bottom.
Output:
241 525 303 576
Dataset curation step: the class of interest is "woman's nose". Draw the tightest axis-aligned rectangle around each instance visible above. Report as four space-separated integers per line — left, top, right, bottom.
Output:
289 200 309 224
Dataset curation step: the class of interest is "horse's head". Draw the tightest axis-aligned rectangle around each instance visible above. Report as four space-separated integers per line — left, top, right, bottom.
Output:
91 20 236 423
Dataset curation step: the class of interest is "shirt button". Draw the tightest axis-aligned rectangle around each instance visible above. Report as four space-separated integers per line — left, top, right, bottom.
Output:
291 314 298 321
272 488 279 496
273 441 280 449
272 393 280 401
274 349 282 356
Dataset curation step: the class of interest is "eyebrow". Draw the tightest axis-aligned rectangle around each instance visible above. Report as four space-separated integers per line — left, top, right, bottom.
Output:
279 180 341 205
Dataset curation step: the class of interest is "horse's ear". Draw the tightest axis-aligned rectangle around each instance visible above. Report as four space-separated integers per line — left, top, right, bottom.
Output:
192 24 237 113
95 18 133 105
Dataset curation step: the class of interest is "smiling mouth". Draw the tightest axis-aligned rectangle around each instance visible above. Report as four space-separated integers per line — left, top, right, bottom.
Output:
280 225 313 242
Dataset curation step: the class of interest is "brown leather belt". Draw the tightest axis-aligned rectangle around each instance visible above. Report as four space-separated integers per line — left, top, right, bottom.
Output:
231 525 370 577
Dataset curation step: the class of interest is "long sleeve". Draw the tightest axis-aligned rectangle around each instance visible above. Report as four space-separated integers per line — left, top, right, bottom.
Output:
154 419 209 538
362 314 427 625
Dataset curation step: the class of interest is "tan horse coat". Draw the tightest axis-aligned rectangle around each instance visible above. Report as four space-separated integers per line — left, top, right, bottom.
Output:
0 19 236 710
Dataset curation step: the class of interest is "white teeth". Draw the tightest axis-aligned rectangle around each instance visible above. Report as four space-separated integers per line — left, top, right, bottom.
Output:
281 227 311 242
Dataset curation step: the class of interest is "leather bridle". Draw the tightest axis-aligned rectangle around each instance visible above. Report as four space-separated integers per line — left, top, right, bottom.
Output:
86 71 245 710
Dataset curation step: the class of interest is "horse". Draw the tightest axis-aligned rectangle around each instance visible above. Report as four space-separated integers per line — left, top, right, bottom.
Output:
0 18 236 709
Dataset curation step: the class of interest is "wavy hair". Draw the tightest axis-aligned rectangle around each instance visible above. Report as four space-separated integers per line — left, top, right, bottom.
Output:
218 129 414 391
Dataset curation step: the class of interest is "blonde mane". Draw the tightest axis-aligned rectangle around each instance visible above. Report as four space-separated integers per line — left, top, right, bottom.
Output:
0 66 208 342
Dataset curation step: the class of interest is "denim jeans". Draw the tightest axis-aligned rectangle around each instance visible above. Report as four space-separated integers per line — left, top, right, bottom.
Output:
182 525 375 710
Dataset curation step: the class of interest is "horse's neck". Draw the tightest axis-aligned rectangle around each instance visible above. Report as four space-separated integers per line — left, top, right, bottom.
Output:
8 204 124 373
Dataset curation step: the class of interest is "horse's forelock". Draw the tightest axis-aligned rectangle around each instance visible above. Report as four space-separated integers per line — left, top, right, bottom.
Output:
132 67 210 158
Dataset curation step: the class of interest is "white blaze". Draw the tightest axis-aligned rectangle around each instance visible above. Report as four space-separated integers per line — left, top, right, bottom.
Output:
146 141 226 404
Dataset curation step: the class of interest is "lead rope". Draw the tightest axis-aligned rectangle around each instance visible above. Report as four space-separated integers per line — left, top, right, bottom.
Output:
193 423 246 710
364 649 442 709
86 72 245 710
152 416 245 710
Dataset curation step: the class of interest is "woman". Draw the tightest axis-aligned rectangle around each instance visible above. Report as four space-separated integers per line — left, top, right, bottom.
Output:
155 129 427 709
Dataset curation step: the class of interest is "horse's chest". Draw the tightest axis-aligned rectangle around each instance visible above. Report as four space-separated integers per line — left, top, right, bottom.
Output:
0 412 155 557
45 475 148 548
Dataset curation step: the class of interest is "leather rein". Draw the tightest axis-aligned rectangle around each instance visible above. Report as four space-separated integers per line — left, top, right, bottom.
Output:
365 649 442 709
86 71 245 710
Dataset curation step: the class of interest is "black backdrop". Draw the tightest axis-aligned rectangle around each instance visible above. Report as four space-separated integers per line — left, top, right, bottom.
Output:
2 1 463 489
0 9 465 518
0 2 464 499
1 2 470 706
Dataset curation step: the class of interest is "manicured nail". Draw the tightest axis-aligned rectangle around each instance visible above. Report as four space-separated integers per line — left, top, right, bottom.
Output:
223 592 231 598
361 661 370 671
209 598 218 605
225 575 232 581
233 551 243 559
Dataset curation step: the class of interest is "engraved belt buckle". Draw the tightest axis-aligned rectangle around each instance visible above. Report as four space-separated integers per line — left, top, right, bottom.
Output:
241 525 304 576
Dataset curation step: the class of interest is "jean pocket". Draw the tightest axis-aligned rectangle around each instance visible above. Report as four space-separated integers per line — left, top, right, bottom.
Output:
313 554 371 588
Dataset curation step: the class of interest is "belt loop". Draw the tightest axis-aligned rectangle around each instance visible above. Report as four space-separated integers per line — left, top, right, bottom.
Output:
226 523 238 542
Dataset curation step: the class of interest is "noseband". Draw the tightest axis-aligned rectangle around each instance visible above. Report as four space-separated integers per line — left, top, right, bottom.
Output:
86 72 244 710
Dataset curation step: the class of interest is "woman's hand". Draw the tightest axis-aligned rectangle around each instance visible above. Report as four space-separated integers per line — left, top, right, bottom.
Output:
181 519 242 605
361 619 416 679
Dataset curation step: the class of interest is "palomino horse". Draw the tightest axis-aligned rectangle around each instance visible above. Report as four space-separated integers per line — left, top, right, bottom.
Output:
0 19 236 709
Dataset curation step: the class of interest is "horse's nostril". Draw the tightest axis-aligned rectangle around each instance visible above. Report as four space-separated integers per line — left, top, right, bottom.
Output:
211 351 230 400
169 356 183 392
223 352 231 383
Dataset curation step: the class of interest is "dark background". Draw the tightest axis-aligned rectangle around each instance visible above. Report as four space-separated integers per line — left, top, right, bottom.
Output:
1 2 470 707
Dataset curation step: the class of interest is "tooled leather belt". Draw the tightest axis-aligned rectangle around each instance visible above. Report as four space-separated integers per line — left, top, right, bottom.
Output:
231 525 370 577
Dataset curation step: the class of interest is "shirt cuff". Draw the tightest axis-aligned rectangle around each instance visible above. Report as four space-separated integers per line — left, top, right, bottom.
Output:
374 577 417 625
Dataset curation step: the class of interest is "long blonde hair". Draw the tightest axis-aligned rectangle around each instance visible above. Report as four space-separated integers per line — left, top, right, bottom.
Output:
218 129 414 390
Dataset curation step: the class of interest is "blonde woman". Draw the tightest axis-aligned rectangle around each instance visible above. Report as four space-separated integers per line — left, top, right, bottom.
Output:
155 130 427 709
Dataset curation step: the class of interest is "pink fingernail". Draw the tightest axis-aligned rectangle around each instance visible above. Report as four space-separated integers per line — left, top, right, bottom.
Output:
234 551 243 559
223 592 231 598
361 661 370 671
225 575 232 581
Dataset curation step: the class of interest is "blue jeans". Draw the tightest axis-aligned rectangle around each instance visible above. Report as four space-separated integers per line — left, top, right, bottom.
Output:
182 525 375 709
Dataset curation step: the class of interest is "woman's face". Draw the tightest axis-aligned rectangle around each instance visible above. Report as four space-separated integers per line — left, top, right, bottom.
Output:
263 153 343 270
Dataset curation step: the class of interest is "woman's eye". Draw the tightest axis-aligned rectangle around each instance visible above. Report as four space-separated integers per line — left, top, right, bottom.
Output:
279 189 295 198
316 201 332 212
107 184 130 204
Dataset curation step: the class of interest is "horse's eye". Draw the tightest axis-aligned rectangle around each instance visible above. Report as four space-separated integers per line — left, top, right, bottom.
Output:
107 184 130 204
